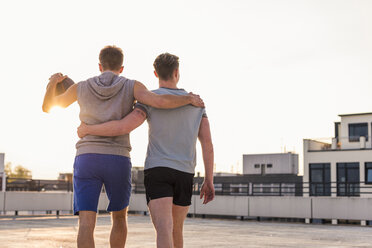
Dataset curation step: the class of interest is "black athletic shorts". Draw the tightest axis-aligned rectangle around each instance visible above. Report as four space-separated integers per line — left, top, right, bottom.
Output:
144 167 194 206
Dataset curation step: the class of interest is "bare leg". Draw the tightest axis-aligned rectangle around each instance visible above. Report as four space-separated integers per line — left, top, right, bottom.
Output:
148 197 174 248
172 205 189 248
77 211 97 248
110 207 128 248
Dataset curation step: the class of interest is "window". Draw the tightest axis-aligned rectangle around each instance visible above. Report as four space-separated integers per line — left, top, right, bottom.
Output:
365 162 372 184
281 183 296 196
262 184 273 194
230 184 248 195
349 123 368 142
213 183 222 194
253 183 278 195
337 162 360 196
252 183 296 196
267 164 272 168
309 163 331 196
254 164 260 168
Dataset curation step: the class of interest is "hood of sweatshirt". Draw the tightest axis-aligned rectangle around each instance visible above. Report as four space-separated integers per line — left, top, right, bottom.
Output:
86 71 126 100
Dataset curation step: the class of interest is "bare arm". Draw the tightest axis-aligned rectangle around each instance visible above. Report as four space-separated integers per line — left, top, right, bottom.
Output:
42 73 77 113
133 81 204 108
77 108 147 138
198 117 215 204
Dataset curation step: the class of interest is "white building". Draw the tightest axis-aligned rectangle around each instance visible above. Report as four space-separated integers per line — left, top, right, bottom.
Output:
303 112 372 198
243 152 299 175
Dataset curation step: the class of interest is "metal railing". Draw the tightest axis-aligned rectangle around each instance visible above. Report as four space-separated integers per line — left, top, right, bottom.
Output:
191 181 372 197
192 182 303 197
3 178 372 197
306 182 372 197
306 136 372 151
3 178 72 192
132 183 145 194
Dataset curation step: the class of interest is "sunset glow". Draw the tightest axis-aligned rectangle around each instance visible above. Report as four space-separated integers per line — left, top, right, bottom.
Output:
1 0 372 179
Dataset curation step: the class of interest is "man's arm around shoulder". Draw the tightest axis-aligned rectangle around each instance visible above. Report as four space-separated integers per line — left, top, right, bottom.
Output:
133 81 204 109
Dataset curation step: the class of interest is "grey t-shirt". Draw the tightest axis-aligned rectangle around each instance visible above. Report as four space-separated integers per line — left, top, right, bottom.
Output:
136 87 206 174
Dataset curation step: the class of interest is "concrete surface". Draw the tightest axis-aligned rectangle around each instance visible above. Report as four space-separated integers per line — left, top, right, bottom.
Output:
0 214 371 248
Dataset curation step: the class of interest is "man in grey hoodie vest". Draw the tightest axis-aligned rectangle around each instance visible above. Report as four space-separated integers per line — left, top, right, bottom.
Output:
42 46 204 248
77 53 215 248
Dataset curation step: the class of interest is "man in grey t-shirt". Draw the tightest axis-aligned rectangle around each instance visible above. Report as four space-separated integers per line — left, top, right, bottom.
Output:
78 53 215 248
135 87 207 174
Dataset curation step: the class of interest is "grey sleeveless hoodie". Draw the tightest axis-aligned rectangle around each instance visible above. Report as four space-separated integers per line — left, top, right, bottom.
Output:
76 71 135 158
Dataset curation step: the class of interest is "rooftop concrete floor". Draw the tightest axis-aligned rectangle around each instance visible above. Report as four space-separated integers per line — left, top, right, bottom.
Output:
0 214 371 248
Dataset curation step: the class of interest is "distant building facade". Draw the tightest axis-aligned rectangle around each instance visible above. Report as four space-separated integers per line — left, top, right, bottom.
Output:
243 152 299 175
58 173 72 183
193 153 302 196
304 112 372 197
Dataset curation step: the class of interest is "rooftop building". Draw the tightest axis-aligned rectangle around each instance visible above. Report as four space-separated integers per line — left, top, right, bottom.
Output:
303 112 372 197
243 152 299 175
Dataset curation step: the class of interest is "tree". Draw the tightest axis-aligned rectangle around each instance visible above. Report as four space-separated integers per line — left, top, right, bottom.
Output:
4 162 12 176
4 162 32 179
13 165 32 179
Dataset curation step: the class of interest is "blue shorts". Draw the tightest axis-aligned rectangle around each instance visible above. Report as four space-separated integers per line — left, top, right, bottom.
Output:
73 153 132 215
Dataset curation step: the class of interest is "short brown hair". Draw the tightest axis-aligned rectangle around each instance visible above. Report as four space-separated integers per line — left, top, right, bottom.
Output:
153 53 179 80
99 45 124 71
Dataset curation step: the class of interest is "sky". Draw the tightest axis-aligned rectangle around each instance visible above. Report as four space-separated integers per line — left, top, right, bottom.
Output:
0 0 372 179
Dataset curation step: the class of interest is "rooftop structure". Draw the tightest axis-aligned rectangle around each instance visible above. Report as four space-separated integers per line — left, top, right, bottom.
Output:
303 112 372 198
243 152 299 175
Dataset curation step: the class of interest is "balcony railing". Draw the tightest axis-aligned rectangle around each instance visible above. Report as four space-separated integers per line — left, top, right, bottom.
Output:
306 136 372 151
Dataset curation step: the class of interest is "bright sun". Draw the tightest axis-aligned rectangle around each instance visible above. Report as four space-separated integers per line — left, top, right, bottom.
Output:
49 106 64 114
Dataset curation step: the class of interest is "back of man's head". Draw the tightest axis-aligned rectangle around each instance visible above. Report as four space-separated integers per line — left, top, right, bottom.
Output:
153 53 179 81
99 45 124 71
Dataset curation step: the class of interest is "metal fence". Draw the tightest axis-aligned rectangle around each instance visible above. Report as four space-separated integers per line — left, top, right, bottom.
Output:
133 182 303 196
2 178 72 192
191 181 372 197
3 178 372 197
306 136 372 151
193 182 303 196
307 182 372 197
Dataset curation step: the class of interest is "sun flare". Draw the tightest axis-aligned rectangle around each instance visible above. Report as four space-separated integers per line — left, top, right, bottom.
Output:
49 106 64 115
